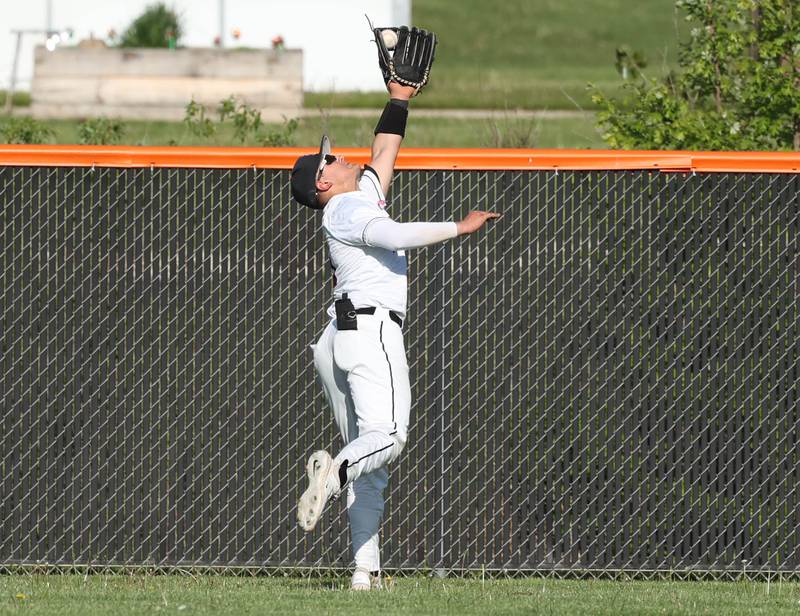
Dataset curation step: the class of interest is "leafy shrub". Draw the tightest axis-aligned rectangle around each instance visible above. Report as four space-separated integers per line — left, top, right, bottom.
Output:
78 117 126 145
184 99 216 138
218 96 263 143
592 0 800 150
0 117 54 144
119 3 182 48
261 117 299 147
183 96 299 146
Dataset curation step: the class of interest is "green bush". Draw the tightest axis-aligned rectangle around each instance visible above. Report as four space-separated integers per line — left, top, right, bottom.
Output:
78 117 126 145
260 117 298 147
0 117 54 144
184 99 216 138
218 96 263 143
592 0 800 150
183 97 299 146
119 3 182 48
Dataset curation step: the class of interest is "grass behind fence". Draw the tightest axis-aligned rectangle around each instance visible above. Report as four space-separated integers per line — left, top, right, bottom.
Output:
308 0 685 110
26 113 605 148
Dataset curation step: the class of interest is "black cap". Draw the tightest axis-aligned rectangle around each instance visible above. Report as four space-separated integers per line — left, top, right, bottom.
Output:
290 135 331 209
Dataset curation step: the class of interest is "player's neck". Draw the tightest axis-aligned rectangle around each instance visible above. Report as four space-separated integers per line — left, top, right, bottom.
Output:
321 181 359 205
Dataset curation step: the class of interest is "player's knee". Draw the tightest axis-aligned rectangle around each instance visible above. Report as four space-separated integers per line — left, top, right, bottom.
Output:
353 468 389 494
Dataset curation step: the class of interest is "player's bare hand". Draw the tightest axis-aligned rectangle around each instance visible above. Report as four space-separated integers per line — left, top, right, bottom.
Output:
387 81 416 100
456 211 501 236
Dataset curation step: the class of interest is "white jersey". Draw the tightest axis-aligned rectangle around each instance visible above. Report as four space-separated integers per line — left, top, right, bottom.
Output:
321 166 407 320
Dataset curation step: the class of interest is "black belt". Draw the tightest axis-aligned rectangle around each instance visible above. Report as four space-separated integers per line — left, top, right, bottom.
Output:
355 307 403 328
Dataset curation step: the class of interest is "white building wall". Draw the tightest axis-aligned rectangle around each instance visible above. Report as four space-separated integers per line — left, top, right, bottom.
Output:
1 0 411 92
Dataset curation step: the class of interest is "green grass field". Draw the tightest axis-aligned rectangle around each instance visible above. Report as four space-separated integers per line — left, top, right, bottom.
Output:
0 91 31 108
2 575 799 615
28 112 605 149
307 0 684 110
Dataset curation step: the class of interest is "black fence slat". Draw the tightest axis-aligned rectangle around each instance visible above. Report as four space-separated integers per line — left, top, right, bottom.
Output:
0 165 798 575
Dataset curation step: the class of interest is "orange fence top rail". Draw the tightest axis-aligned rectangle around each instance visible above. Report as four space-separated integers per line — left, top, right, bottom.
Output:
0 145 799 173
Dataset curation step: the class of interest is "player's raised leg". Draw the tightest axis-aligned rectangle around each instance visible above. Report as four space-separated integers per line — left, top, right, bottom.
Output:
297 450 340 532
297 323 352 532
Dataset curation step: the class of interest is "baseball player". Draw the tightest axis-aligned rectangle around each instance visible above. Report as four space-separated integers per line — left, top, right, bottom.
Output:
290 26 499 590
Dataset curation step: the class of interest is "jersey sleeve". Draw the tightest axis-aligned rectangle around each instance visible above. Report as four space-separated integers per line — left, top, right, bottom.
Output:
363 219 459 250
359 165 387 208
323 199 389 246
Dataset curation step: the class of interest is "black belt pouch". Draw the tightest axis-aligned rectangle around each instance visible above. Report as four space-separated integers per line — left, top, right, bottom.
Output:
335 293 358 331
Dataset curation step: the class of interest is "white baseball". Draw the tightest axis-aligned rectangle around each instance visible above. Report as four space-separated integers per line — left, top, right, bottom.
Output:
381 29 398 50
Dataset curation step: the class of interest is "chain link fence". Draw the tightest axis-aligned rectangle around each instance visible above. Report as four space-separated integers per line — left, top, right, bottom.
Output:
1 165 798 578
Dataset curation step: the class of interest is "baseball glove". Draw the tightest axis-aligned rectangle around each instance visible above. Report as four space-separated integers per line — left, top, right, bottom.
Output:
372 26 437 95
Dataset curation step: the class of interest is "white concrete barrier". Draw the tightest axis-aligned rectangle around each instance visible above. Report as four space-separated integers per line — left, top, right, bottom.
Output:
30 46 303 121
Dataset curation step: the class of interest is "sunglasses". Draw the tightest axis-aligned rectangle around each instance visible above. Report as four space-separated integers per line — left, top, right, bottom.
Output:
316 154 337 181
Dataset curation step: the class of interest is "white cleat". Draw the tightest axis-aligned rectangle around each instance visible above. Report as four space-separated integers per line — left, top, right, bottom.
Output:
351 567 383 591
297 450 340 532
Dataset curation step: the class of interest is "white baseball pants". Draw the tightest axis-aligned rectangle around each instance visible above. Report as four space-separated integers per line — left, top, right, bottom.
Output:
312 309 411 573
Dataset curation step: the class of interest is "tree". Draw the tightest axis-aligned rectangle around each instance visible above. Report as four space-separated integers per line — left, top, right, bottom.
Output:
592 0 800 151
119 3 182 49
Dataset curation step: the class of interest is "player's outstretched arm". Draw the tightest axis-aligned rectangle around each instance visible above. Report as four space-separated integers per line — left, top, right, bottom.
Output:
363 210 501 251
369 81 415 195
